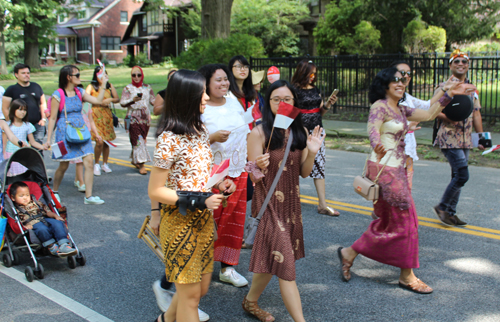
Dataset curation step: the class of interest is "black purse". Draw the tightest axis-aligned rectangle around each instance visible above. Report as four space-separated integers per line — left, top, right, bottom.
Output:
111 103 119 128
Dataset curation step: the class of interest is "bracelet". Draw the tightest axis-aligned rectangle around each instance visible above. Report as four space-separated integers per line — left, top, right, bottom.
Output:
441 87 447 92
175 191 214 215
151 208 160 212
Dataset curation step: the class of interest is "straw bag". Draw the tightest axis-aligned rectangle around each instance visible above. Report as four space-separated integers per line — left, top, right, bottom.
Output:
353 131 405 202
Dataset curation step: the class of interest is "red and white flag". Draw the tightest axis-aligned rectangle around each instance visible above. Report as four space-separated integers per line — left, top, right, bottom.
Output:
206 159 230 189
482 145 500 155
51 141 68 159
273 101 301 129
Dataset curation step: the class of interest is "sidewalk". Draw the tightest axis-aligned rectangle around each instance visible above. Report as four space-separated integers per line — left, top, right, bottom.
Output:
323 119 500 146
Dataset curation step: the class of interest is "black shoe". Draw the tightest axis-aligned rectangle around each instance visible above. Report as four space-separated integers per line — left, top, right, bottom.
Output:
433 205 455 226
449 215 467 227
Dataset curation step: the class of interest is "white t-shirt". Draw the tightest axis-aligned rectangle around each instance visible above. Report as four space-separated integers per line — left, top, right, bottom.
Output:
400 93 431 160
201 97 249 177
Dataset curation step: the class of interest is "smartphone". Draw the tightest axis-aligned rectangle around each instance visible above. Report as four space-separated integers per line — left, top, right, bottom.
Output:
137 93 143 98
328 89 339 101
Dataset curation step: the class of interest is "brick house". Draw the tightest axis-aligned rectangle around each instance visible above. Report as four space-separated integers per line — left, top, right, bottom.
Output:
52 0 143 65
120 0 193 64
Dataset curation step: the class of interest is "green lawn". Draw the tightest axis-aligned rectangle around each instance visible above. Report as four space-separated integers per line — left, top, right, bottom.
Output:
0 66 173 102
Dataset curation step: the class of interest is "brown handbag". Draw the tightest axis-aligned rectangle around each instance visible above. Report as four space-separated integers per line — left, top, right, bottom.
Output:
353 131 405 202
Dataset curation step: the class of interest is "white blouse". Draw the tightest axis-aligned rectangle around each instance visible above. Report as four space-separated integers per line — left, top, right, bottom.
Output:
201 97 249 177
400 93 431 161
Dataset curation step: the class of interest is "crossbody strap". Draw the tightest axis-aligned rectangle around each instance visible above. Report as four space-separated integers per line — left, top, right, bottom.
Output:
255 130 293 221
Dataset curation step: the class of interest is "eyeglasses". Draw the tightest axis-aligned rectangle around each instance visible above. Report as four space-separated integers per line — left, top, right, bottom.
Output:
391 77 408 85
70 73 80 78
132 73 142 78
270 96 294 104
453 59 469 65
232 65 249 71
399 70 412 77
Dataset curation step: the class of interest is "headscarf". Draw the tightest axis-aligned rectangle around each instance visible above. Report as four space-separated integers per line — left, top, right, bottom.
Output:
131 66 144 88
449 49 469 64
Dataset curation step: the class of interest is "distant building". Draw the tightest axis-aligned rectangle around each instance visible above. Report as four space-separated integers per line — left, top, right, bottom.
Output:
299 0 330 56
120 0 194 64
52 0 143 65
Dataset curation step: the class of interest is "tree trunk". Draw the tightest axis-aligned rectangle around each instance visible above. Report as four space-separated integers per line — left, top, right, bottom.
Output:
201 0 233 40
0 13 7 74
24 23 40 69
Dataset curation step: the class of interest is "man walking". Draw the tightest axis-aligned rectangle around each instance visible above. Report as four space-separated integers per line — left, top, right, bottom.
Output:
433 50 484 227
2 63 47 154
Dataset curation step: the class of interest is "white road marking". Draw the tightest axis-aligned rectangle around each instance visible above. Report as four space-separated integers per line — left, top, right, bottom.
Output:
0 265 114 322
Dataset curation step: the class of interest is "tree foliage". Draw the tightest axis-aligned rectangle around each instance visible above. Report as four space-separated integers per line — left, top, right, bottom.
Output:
231 0 309 57
403 19 446 53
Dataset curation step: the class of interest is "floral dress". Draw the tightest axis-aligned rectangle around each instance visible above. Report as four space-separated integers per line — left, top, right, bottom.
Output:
85 85 116 142
51 87 94 162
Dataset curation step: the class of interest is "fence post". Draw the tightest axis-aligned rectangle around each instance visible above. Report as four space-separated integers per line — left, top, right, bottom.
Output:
409 55 414 95
333 55 338 113
355 54 359 93
288 56 293 82
250 56 253 68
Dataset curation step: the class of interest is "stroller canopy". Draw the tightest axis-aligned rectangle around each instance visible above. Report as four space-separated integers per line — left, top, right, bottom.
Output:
0 147 48 193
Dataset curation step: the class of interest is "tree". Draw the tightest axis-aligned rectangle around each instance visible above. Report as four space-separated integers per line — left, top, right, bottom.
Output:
0 1 10 74
200 0 233 39
231 0 309 56
403 19 446 53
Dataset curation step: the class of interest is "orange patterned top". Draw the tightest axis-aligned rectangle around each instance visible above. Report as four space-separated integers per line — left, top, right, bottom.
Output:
153 126 213 192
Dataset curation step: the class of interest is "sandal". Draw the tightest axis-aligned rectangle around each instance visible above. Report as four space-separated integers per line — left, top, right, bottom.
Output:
399 278 433 294
154 312 166 322
318 206 340 216
139 164 148 175
371 212 378 220
131 161 140 169
242 295 275 322
337 247 353 282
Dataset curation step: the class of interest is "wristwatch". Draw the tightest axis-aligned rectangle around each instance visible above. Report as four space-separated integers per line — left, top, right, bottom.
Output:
18 140 23 147
42 118 47 122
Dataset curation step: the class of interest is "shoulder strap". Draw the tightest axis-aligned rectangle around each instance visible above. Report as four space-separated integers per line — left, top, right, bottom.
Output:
75 88 83 101
57 88 66 113
363 130 406 183
255 130 294 221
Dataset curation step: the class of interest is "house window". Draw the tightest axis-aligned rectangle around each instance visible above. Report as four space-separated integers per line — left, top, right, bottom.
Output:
121 11 128 22
101 36 121 50
142 15 147 32
59 38 66 52
58 14 66 24
77 10 86 20
310 0 320 15
151 11 159 24
77 37 89 51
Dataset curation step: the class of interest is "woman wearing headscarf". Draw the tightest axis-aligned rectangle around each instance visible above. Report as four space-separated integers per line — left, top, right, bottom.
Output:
119 66 155 175
86 66 118 176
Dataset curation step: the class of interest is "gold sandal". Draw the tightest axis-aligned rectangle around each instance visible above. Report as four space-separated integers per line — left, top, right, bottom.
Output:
318 206 340 216
242 296 275 322
337 247 353 282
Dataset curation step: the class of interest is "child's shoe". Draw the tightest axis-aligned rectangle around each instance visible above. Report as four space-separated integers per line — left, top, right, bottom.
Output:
74 181 86 192
101 163 112 173
57 243 78 257
48 244 59 256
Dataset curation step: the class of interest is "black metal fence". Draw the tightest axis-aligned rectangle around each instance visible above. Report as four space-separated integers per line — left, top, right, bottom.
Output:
250 53 500 123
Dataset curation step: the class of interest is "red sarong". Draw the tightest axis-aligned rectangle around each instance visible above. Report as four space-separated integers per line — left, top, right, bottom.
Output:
213 172 248 265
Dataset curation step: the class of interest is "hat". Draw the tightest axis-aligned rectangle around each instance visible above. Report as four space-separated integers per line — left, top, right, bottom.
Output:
443 95 474 122
449 49 469 64
252 70 265 85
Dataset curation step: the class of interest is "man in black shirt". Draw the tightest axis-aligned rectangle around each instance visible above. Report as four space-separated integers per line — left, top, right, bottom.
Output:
2 63 47 154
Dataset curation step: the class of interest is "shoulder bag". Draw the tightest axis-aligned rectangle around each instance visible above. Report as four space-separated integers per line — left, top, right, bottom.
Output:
244 130 294 246
63 89 91 144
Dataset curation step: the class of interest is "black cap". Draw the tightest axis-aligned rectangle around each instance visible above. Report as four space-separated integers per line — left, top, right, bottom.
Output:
443 95 473 122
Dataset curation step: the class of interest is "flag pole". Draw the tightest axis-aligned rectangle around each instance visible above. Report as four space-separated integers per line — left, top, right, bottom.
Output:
265 126 275 154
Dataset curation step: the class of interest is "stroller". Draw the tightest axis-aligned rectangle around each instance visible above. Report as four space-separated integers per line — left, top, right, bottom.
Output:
0 147 86 282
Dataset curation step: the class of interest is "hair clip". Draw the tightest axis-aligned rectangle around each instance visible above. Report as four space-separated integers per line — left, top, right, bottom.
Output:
308 60 313 64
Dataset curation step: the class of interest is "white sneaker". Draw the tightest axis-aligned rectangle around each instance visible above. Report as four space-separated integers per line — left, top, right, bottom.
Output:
152 280 173 312
78 183 86 192
101 163 112 173
219 267 248 287
53 192 61 203
94 164 101 176
84 196 105 205
198 308 210 322
74 180 80 187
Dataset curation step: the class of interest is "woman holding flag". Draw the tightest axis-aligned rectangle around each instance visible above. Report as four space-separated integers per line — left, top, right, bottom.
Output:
243 80 324 322
198 64 250 288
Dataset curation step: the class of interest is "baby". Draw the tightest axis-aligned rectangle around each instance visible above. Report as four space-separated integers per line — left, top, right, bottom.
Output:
10 182 77 257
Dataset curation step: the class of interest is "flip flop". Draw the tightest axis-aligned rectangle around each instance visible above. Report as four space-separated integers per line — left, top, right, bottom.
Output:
318 206 340 216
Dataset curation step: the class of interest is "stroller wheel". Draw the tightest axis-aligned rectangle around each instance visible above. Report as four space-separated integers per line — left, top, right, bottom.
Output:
76 252 86 266
2 254 13 267
68 256 77 269
25 266 34 282
12 251 20 266
34 263 45 279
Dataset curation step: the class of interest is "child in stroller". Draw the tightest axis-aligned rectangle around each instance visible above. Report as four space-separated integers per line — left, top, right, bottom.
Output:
9 181 77 257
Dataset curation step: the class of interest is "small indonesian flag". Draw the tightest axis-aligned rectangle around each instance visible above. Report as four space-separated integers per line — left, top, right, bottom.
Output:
105 140 117 148
51 141 68 159
252 100 262 123
206 159 230 189
273 101 301 129
96 59 106 79
267 66 280 84
482 145 500 155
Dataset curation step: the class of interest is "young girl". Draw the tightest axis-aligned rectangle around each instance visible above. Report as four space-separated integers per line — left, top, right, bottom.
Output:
3 99 46 176
148 69 236 322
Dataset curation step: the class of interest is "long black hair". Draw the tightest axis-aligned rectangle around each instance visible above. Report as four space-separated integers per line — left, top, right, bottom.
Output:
228 55 256 105
58 65 79 89
198 63 231 97
262 80 307 151
91 66 111 92
368 67 398 104
156 69 206 137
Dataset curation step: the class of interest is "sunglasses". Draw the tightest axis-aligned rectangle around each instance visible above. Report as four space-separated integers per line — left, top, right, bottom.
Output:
399 70 412 77
132 73 142 78
391 77 408 85
70 73 80 78
453 59 469 65
310 73 316 78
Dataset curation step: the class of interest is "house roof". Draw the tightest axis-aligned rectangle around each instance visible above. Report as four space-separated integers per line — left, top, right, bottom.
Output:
56 26 77 36
58 0 117 27
162 0 193 7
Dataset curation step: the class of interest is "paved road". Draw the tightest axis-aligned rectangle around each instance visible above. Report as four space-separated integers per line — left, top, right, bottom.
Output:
2 126 500 322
